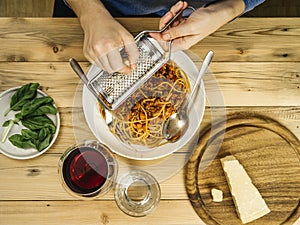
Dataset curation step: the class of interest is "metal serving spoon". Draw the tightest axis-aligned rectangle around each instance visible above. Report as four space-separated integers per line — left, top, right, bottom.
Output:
162 50 214 142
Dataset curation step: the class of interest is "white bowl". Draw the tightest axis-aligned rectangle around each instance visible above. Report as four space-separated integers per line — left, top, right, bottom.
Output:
82 41 205 160
0 86 60 160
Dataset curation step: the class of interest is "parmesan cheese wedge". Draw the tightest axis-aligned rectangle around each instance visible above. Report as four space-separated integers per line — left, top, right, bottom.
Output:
220 155 271 224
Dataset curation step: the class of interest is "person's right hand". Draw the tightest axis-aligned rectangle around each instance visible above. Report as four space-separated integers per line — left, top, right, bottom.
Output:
70 0 139 74
151 0 245 52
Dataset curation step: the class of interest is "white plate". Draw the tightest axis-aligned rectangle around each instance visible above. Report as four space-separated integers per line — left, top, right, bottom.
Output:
0 87 60 160
83 42 205 160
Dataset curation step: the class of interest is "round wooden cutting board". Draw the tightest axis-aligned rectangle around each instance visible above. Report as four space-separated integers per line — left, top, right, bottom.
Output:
186 112 300 225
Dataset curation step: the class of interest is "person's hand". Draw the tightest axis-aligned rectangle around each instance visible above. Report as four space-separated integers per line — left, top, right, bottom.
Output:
151 0 245 52
149 1 188 51
81 13 139 74
68 0 139 74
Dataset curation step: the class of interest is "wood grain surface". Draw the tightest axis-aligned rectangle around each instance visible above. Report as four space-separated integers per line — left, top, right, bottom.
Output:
0 62 299 107
0 18 299 62
0 18 300 225
186 112 300 225
0 0 54 17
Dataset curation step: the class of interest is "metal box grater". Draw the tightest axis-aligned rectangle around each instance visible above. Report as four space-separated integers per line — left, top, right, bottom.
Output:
70 10 183 111
88 35 168 110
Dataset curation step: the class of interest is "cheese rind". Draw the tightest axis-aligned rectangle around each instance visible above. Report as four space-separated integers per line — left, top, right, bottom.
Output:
220 155 271 224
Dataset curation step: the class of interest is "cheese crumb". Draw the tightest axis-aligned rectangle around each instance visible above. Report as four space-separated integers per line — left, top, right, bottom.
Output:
211 188 223 202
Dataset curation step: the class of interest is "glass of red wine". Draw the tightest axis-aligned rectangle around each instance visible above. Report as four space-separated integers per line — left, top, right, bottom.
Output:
58 140 118 199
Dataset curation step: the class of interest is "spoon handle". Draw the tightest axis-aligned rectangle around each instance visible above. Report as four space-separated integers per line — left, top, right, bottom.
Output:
69 58 89 85
69 58 102 104
189 51 214 104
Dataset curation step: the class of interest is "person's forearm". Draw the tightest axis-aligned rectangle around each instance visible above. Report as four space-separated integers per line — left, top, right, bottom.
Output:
66 0 112 21
66 0 114 32
204 0 245 24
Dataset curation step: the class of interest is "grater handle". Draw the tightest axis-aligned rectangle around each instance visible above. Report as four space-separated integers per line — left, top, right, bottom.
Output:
135 9 183 40
165 40 172 61
69 58 89 85
159 9 184 33
160 9 184 61
134 9 184 63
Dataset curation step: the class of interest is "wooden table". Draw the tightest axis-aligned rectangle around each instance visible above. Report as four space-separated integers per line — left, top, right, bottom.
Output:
0 17 300 225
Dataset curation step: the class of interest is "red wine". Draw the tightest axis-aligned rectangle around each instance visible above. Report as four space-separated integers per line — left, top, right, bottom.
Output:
62 146 108 195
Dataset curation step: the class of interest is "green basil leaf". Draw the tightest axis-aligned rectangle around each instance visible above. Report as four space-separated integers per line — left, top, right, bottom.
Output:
1 119 19 143
21 129 39 140
21 96 54 118
37 133 51 151
6 83 39 115
2 120 11 127
21 115 56 134
15 112 22 120
8 134 36 149
28 103 57 117
38 128 50 141
2 119 19 127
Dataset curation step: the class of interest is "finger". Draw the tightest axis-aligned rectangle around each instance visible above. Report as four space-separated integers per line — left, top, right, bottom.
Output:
106 47 129 73
98 55 114 73
169 1 186 16
94 57 104 69
84 39 109 69
124 42 139 70
159 1 189 34
102 52 131 75
159 1 185 30
149 32 170 51
86 44 103 68
162 20 195 41
159 11 173 30
182 2 189 11
149 32 163 41
172 20 180 27
169 1 188 22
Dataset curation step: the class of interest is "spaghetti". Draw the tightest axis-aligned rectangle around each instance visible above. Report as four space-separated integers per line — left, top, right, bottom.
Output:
99 61 190 147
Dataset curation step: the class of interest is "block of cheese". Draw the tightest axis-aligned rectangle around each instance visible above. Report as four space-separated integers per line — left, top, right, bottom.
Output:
220 155 271 224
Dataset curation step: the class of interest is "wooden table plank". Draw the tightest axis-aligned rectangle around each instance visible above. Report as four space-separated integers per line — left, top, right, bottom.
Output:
1 105 299 155
0 106 299 201
1 62 299 107
0 18 299 62
0 200 203 225
1 104 296 154
0 0 55 17
0 154 189 200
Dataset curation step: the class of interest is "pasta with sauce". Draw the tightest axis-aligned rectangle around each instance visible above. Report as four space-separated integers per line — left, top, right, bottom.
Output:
99 60 190 147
